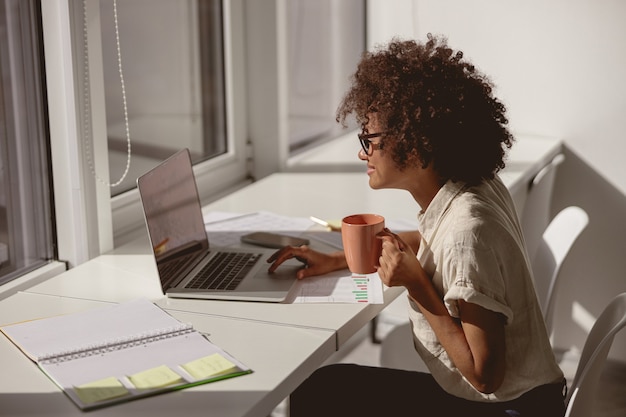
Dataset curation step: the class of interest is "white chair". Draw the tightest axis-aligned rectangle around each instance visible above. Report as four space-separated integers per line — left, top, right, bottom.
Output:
520 153 565 262
564 292 626 417
531 206 588 335
379 293 626 416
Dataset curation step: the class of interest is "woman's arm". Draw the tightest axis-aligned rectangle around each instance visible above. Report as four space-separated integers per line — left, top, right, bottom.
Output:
407 284 506 393
378 232 506 394
266 228 419 280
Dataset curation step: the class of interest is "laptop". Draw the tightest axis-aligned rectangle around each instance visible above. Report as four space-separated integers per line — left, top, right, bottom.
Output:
137 148 300 302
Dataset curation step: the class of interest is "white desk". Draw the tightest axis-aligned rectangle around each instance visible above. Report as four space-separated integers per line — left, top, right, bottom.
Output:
21 251 404 348
5 134 562 415
0 292 335 417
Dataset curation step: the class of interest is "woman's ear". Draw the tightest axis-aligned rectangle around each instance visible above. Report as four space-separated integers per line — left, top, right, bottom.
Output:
406 148 422 166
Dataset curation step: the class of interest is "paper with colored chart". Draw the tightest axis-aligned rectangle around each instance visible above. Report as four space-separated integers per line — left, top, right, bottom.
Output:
287 270 384 304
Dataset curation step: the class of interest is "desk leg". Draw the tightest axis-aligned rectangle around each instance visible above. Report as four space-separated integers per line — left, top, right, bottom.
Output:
370 315 381 344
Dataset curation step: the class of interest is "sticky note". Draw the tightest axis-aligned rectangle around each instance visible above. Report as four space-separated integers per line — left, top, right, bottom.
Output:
182 353 237 380
128 365 183 389
74 376 129 404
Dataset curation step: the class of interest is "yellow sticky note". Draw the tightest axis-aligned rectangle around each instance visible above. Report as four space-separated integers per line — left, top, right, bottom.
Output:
128 365 183 389
327 219 342 231
74 376 129 404
182 353 237 380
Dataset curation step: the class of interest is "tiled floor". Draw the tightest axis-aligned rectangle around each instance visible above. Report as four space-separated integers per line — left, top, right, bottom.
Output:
271 321 626 417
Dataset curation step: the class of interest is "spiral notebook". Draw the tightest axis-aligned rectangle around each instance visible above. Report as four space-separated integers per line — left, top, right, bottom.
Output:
0 298 252 410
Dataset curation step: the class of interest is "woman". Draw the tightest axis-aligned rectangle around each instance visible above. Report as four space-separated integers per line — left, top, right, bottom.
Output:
268 34 565 417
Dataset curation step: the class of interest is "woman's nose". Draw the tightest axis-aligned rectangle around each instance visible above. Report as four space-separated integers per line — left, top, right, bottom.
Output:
358 148 368 160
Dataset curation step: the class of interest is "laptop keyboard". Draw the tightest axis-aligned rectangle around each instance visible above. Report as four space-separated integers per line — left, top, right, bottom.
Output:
186 252 262 291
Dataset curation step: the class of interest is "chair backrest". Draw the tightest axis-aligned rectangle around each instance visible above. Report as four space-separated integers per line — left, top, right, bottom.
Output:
532 206 589 334
565 292 626 417
521 153 565 261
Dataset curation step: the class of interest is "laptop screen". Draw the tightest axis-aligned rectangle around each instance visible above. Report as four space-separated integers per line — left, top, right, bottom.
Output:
137 149 209 286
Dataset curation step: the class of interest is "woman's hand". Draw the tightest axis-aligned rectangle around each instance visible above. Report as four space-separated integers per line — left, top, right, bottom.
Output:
376 228 425 290
267 245 347 279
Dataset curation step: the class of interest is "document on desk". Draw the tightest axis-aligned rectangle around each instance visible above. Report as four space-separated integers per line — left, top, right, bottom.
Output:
286 270 384 304
204 210 314 247
203 211 419 250
0 298 252 411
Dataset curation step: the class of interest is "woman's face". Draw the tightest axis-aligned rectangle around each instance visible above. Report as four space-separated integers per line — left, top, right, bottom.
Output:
358 115 406 190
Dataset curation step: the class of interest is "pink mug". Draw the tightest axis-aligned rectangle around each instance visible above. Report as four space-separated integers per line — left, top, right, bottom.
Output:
341 214 385 274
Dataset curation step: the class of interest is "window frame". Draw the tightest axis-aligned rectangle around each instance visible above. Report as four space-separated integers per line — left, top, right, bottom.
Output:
0 0 57 284
0 2 67 299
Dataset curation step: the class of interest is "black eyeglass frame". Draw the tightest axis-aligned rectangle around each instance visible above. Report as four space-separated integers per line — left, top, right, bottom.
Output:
358 132 384 155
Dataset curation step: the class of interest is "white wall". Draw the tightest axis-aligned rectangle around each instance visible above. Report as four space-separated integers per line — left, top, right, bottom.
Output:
368 0 626 361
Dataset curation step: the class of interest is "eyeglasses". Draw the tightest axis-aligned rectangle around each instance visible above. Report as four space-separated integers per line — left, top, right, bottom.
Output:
358 132 384 155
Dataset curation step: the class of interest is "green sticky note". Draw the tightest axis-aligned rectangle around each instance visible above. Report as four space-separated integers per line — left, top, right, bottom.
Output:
74 376 129 404
182 353 237 380
128 365 183 389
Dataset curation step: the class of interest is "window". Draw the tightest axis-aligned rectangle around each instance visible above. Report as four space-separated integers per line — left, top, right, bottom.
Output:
0 0 56 285
77 0 249 246
99 0 227 196
102 0 365 243
0 0 367 288
243 0 365 179
286 0 365 154
97 0 366 190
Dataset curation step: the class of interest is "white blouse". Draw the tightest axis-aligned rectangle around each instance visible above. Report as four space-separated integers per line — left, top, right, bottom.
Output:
408 176 564 402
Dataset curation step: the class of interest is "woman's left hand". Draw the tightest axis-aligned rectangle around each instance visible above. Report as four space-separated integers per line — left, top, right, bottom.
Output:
376 228 424 289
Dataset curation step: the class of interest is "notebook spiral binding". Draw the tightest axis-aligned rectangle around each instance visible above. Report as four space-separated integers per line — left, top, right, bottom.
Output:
39 323 194 365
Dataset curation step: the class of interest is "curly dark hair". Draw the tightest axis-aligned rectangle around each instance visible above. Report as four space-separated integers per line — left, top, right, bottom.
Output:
336 34 514 186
